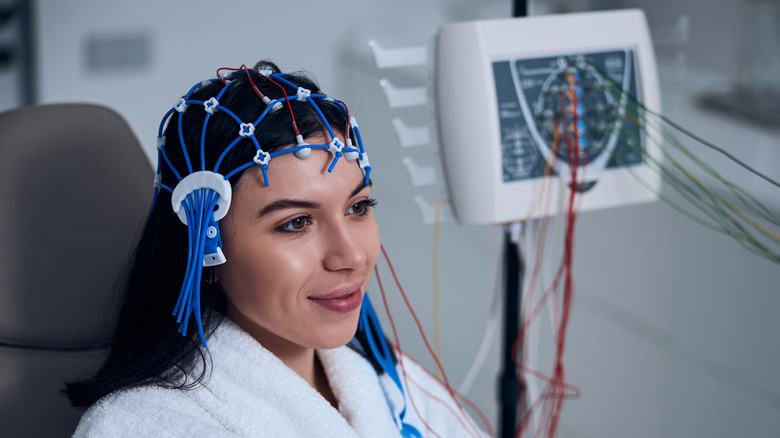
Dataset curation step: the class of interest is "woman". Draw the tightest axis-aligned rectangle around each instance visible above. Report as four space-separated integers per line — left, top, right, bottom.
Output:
65 60 486 437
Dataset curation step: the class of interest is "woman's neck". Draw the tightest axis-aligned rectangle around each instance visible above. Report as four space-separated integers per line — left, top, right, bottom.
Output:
264 337 339 409
227 314 338 408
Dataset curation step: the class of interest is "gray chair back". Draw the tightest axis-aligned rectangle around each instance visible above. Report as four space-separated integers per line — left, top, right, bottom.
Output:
0 103 153 437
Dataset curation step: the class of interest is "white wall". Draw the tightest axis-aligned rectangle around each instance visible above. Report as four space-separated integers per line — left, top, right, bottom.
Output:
23 0 780 436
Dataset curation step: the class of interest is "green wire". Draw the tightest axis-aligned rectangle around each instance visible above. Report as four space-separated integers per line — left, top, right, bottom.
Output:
581 75 780 264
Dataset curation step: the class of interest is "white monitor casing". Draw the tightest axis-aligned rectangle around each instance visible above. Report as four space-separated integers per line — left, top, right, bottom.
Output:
435 9 662 225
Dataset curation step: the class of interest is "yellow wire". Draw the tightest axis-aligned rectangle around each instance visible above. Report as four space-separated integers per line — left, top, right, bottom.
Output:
622 107 780 242
432 197 444 378
428 122 559 380
514 118 561 223
428 123 559 379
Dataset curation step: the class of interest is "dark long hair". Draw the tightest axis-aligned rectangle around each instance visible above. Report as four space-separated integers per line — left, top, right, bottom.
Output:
63 60 359 407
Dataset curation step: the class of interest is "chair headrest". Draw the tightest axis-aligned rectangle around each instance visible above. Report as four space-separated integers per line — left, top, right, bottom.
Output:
0 103 154 349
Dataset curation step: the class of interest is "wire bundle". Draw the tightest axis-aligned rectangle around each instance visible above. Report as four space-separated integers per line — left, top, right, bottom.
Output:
514 62 779 437
514 81 587 438
172 188 220 347
599 69 780 265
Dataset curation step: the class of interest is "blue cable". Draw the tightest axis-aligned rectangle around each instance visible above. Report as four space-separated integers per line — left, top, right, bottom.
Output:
161 139 183 182
193 189 217 347
352 124 365 154
267 74 297 92
158 108 176 138
177 111 194 175
358 295 422 438
327 152 342 173
200 113 212 171
351 124 371 185
184 80 206 99
180 191 203 328
174 194 196 324
223 144 331 182
251 96 286 126
223 160 256 181
305 97 336 139
213 136 243 174
214 105 246 126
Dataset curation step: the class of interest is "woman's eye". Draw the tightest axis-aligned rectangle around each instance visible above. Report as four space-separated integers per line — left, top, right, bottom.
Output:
348 198 377 216
279 216 310 232
350 202 367 215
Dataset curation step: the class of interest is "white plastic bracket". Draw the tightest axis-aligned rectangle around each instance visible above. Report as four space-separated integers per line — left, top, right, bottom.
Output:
239 123 255 138
204 97 220 114
358 152 370 171
392 117 431 148
175 98 188 113
368 40 428 68
379 79 427 108
296 87 311 102
203 247 227 267
413 195 449 225
253 150 271 166
402 156 436 186
171 171 232 225
328 138 344 155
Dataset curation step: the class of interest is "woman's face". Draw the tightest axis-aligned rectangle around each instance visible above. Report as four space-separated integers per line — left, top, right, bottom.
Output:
218 138 380 356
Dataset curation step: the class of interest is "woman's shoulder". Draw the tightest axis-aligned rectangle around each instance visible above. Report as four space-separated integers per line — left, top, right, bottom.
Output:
395 352 491 437
72 384 229 438
397 352 458 406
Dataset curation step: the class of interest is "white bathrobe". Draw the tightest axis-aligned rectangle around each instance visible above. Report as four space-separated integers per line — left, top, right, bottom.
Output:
73 319 486 437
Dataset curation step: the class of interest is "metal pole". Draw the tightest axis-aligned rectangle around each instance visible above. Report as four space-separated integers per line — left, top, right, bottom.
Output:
498 228 525 438
499 5 528 437
512 0 528 19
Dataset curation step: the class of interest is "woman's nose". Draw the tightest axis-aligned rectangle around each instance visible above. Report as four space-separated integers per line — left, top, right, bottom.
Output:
322 222 367 272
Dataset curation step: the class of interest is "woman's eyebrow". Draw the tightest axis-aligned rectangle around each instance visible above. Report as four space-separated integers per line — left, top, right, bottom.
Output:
257 199 320 220
258 179 373 220
350 178 373 198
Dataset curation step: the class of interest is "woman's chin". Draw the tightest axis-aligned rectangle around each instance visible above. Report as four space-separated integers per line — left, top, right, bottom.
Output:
313 320 361 350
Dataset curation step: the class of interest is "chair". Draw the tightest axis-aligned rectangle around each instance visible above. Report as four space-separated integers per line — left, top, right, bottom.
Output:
0 103 154 437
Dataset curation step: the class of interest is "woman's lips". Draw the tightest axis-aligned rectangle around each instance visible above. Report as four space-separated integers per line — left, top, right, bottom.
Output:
308 287 363 314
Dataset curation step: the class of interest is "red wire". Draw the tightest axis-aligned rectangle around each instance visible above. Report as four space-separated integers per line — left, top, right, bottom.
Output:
216 66 240 84
375 245 491 438
242 66 268 101
378 245 468 414
515 78 593 436
513 113 562 438
258 68 301 137
213 65 300 137
542 83 575 438
394 330 495 437
540 91 576 435
373 264 444 438
405 366 496 437
547 75 584 438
